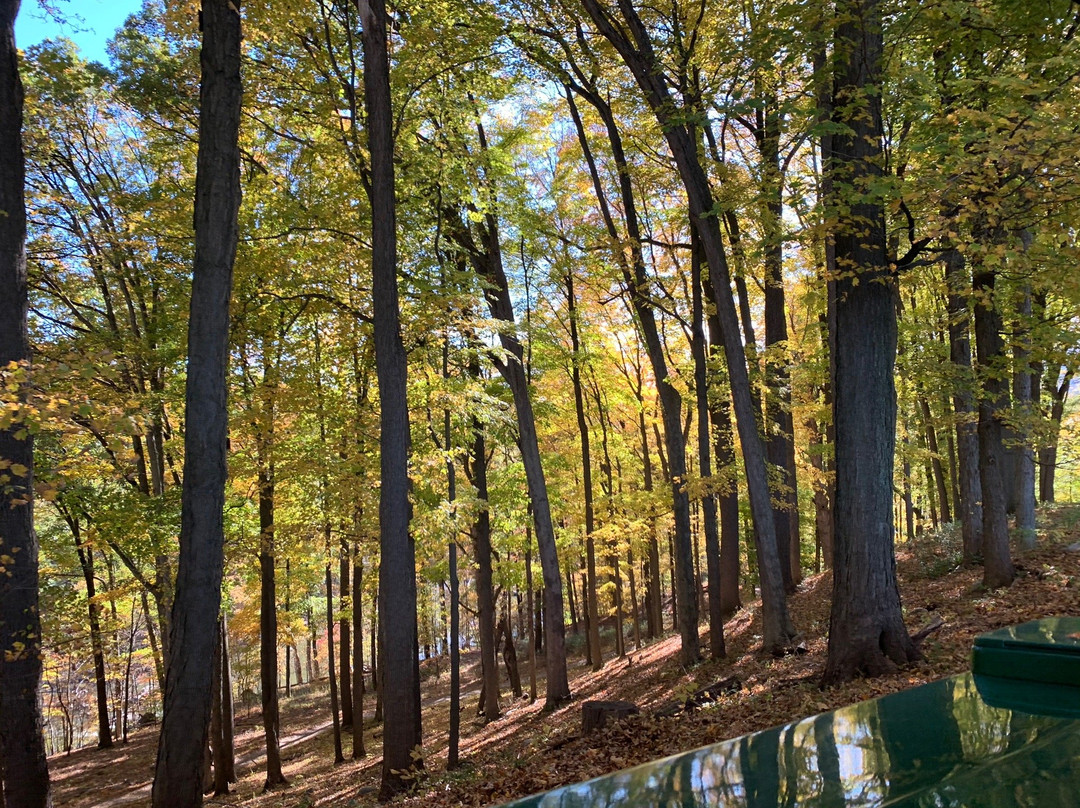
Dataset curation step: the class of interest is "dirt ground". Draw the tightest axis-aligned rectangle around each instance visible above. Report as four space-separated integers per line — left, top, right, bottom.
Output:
48 503 1080 807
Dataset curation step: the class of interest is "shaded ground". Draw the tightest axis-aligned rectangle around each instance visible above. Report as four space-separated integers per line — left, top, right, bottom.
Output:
50 503 1080 807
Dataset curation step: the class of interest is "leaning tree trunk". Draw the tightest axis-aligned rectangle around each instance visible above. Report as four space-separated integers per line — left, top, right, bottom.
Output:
0 1 50 802
359 2 423 797
821 0 918 685
151 2 241 804
564 87 699 665
447 199 571 701
580 0 796 654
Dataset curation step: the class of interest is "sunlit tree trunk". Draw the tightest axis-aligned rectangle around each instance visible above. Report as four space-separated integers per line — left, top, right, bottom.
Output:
151 2 241 803
822 0 918 684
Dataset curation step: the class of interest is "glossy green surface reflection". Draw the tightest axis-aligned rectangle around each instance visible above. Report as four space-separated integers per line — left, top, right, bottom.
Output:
502 673 1080 807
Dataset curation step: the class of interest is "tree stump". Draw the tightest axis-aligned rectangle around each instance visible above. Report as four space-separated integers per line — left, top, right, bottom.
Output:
581 700 639 734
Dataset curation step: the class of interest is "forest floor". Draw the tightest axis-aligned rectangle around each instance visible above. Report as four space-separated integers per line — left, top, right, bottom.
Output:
49 503 1080 807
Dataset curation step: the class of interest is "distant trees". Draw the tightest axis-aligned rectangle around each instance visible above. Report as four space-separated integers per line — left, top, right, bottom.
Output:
6 0 1080 792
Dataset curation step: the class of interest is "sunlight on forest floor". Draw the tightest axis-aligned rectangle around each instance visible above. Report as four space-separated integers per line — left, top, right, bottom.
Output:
48 504 1080 808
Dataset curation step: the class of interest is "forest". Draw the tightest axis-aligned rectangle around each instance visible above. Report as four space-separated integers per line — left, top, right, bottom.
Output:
1 0 1078 805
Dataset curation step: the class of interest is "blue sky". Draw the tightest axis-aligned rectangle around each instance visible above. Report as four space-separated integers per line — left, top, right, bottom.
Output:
15 0 143 64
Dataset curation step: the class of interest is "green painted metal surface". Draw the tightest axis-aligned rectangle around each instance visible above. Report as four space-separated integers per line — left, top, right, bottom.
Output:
972 616 1080 687
501 672 1080 807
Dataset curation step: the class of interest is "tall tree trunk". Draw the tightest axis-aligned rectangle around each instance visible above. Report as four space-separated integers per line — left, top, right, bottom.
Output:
944 250 983 562
210 621 228 796
443 359 460 767
220 614 236 783
446 202 570 702
466 354 500 721
691 232 725 659
525 544 537 701
1012 279 1037 547
758 98 800 591
973 265 1016 588
359 1 423 796
284 561 292 699
325 561 344 764
69 514 113 749
338 540 353 728
351 544 366 759
920 397 952 524
563 86 699 665
566 271 602 671
1040 367 1072 502
704 293 743 618
822 0 917 684
0 0 49 799
151 3 241 803
581 0 797 654
258 460 287 789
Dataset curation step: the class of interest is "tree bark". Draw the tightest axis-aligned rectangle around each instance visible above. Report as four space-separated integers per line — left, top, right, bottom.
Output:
465 354 500 721
68 513 113 749
151 3 241 804
0 3 49 798
352 544 366 759
325 561 345 764
580 0 796 654
338 539 352 728
944 250 983 562
446 202 571 702
357 0 423 796
822 0 918 684
258 463 286 789
973 265 1016 588
565 271 603 671
562 85 699 664
691 232 725 659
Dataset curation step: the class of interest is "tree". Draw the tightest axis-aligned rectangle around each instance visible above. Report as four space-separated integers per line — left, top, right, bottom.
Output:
578 0 798 654
151 1 242 804
821 0 918 684
357 0 423 798
0 1 51 804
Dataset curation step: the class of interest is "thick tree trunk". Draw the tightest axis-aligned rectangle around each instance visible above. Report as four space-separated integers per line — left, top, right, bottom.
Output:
151 3 241 804
822 0 917 684
973 266 1015 588
358 1 423 796
0 4 48 794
